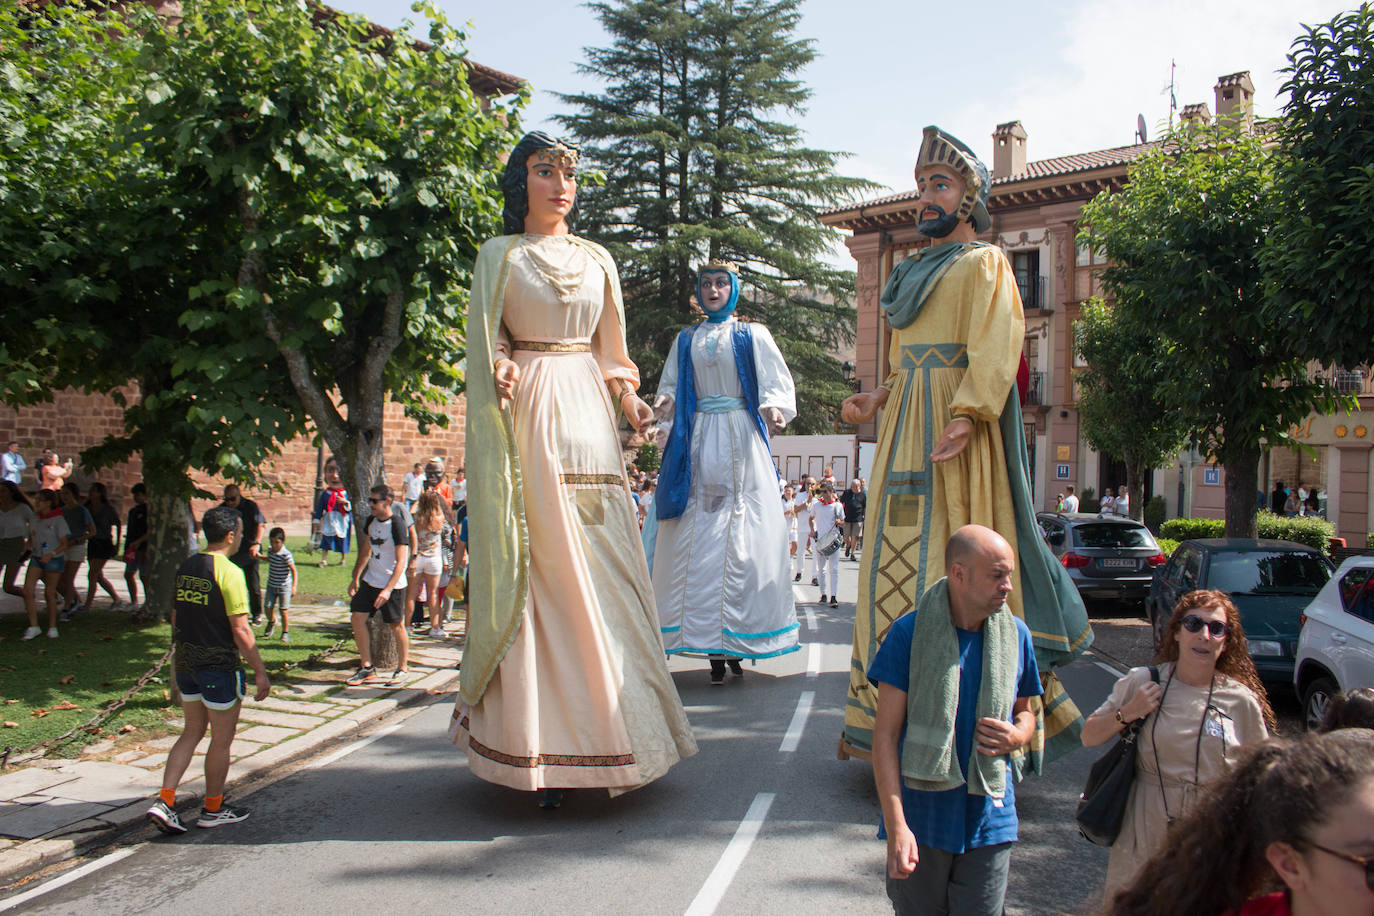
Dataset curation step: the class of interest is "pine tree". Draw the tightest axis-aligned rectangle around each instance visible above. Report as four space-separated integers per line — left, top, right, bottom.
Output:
557 0 879 432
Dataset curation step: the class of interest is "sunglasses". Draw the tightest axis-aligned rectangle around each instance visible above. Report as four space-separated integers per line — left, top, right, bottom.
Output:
1181 614 1230 638
1307 842 1374 891
368 497 386 504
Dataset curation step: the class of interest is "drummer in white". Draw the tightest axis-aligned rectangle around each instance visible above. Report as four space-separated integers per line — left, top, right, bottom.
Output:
810 481 845 608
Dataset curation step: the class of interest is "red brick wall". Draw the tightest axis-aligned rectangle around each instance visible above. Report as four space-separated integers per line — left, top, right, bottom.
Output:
3 389 468 530
1 387 144 512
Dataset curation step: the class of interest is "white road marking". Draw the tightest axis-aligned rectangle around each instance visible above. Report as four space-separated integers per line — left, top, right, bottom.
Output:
806 643 821 679
778 691 815 753
1089 653 1127 677
683 792 776 916
0 847 136 912
305 721 405 769
804 606 817 631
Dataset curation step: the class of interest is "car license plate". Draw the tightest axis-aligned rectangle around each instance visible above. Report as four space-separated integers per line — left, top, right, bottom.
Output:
1099 558 1136 569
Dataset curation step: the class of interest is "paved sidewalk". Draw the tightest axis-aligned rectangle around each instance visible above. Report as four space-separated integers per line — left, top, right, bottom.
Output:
0 596 464 887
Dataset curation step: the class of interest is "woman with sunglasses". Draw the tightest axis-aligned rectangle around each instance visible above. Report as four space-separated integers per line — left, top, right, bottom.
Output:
1106 728 1374 916
1082 589 1275 898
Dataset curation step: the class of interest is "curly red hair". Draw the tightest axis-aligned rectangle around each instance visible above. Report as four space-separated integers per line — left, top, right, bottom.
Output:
1153 589 1276 729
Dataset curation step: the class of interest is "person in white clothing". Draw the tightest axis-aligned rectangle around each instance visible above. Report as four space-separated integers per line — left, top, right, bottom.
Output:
648 259 800 685
1113 489 1129 518
794 481 815 582
1062 486 1079 513
400 463 424 510
1099 488 1116 515
2 442 26 486
783 484 800 580
810 482 844 608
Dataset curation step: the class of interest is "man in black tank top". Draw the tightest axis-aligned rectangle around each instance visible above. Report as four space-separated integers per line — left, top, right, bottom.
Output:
146 506 270 836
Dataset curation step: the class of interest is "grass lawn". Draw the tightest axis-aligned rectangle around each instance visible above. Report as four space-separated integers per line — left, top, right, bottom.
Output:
287 535 357 602
0 599 351 756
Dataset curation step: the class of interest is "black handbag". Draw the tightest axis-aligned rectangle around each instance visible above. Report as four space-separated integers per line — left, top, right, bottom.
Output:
1075 665 1160 846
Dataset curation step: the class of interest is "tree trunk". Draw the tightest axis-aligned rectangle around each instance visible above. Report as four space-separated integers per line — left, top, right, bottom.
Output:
1125 454 1144 522
1223 444 1261 538
142 465 194 621
367 615 400 670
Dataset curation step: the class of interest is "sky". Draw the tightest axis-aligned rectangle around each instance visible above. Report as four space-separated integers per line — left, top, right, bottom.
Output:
336 0 1352 204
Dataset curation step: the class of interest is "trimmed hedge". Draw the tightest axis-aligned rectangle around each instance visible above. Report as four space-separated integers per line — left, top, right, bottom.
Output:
1159 517 1224 540
1143 495 1167 533
1255 511 1335 552
1157 537 1180 558
1160 511 1335 553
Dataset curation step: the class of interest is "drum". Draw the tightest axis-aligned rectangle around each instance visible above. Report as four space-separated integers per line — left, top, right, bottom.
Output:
816 527 843 557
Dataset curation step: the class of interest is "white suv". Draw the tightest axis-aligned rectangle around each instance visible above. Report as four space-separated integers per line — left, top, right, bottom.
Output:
1294 556 1374 729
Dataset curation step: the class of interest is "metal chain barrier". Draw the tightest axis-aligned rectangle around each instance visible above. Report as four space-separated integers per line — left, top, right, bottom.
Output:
2 627 354 769
1 645 175 769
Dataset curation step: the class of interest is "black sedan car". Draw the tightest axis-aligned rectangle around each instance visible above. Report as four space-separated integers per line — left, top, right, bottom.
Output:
1146 538 1334 682
1036 512 1167 607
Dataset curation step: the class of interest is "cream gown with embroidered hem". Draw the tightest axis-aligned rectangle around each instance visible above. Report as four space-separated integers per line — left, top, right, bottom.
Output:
449 233 697 792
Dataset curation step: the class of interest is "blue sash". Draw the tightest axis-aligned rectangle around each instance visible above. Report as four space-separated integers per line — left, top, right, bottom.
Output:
656 323 770 520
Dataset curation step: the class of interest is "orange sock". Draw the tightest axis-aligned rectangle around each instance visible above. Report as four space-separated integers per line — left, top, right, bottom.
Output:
159 788 175 807
204 794 223 813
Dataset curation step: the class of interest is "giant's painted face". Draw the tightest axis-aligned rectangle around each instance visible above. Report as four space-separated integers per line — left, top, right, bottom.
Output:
698 270 738 322
524 149 578 231
914 165 966 239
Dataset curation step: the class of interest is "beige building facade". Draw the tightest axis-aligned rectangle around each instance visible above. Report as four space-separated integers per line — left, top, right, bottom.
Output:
821 73 1374 545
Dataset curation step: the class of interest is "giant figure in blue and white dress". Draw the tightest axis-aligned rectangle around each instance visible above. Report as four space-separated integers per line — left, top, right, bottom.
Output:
646 260 800 684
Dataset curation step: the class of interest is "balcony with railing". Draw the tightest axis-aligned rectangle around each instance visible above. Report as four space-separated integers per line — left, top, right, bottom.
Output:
1308 362 1374 397
1018 275 1048 312
1026 370 1046 406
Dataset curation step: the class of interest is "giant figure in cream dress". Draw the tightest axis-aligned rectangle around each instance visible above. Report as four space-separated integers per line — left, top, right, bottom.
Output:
451 132 696 801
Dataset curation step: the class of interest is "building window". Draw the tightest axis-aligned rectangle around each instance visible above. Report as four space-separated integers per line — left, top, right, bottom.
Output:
1075 242 1106 300
1011 250 1043 310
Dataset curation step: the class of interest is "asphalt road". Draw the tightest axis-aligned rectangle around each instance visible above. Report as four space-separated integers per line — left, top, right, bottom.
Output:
3 562 1127 916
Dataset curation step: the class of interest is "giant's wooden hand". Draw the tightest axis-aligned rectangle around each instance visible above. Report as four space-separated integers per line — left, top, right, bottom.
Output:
840 389 889 425
494 358 521 406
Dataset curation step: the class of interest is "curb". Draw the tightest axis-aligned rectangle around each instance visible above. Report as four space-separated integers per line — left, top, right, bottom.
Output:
0 666 460 890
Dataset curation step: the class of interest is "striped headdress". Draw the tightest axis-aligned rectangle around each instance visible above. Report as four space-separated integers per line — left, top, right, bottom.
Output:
915 126 992 233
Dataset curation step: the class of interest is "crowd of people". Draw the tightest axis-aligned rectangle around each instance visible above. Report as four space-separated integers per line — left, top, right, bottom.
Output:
1 449 157 639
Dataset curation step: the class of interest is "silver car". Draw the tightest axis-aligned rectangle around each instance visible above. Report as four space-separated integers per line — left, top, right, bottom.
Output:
1294 555 1374 729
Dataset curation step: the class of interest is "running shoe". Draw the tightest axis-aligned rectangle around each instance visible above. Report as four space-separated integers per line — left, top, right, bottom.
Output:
47 627 59 638
263 621 274 637
830 597 839 608
147 799 187 835
345 666 378 686
281 631 290 643
197 803 250 828
21 626 41 641
386 669 408 687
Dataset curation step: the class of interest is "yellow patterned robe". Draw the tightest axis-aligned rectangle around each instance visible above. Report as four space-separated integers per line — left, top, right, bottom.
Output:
842 245 1091 763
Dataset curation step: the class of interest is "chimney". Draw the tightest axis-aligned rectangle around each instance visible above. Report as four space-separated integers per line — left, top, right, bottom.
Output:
1179 103 1212 131
991 121 1027 180
1214 71 1255 131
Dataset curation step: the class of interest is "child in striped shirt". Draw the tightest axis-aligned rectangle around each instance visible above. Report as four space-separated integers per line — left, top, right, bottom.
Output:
264 527 296 642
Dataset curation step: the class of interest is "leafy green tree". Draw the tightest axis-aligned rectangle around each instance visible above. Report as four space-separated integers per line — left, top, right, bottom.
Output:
1 0 521 624
1079 125 1348 537
0 2 307 617
120 0 521 550
1264 3 1374 368
557 0 879 432
1073 297 1189 521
